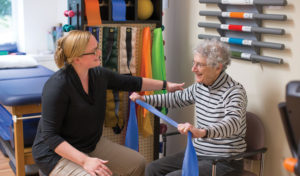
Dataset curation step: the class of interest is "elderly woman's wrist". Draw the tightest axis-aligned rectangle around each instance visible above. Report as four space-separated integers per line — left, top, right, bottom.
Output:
202 129 208 138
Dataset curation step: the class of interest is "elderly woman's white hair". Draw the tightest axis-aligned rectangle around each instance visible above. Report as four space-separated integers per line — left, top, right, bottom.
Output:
193 39 231 71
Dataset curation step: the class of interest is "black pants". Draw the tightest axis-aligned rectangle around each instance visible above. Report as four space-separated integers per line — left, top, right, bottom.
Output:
146 152 243 176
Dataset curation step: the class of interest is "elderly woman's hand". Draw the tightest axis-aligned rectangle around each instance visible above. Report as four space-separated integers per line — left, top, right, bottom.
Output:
177 122 207 138
166 82 185 92
177 123 194 135
129 92 145 102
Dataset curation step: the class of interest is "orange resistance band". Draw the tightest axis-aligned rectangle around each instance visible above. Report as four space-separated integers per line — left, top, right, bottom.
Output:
84 0 102 26
230 12 245 18
140 27 152 82
140 27 153 117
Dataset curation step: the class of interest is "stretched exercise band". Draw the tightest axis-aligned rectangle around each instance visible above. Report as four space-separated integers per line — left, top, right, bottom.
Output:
125 100 199 176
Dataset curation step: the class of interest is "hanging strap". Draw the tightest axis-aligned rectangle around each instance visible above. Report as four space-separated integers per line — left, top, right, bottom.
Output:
119 27 137 74
112 90 124 134
102 27 118 72
126 28 132 74
87 27 100 42
104 28 115 65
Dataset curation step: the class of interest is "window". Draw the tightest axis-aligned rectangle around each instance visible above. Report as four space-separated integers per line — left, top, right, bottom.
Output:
0 0 14 44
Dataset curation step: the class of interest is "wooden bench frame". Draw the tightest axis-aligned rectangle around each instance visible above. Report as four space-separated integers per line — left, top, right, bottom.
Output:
3 104 42 176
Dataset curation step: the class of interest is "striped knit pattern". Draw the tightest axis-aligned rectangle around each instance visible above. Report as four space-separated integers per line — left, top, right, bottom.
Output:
144 72 247 157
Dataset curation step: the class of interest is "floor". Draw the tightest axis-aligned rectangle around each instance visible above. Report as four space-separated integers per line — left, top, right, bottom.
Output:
0 151 14 176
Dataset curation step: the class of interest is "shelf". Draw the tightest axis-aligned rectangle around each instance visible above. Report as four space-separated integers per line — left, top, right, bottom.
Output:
67 0 162 29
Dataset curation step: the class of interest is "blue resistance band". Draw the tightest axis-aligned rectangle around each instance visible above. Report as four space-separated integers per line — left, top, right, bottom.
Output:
125 100 139 151
112 0 126 21
125 100 199 176
136 100 178 127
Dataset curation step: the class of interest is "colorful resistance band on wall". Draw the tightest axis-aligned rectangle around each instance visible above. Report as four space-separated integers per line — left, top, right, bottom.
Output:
137 27 154 137
84 0 102 26
152 28 167 114
112 0 126 21
125 100 199 176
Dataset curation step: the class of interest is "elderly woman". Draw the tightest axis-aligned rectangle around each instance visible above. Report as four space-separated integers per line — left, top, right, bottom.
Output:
32 30 184 176
130 39 248 176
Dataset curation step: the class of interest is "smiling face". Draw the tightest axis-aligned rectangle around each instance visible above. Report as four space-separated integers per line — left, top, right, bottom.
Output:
73 36 101 69
192 54 223 86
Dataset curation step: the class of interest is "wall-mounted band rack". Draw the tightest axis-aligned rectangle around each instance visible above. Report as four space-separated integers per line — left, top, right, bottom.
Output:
198 0 287 64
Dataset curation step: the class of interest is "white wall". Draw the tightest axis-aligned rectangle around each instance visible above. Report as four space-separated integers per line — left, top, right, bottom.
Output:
163 1 299 176
17 0 67 54
162 0 198 155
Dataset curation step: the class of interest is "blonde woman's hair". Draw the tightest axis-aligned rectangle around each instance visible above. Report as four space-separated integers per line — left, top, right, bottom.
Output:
55 30 92 68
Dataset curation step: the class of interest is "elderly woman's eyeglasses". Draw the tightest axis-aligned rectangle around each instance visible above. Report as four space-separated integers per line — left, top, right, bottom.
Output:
192 61 207 69
80 46 100 56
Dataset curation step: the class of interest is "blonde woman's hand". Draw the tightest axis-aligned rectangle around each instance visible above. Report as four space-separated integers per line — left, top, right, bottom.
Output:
83 157 112 176
166 82 185 92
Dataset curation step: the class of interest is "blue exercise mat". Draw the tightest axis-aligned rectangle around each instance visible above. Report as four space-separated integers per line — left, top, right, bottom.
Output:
0 65 53 81
0 77 50 106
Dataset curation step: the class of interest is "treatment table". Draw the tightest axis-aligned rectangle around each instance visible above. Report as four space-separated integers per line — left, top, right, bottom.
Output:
0 65 54 176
